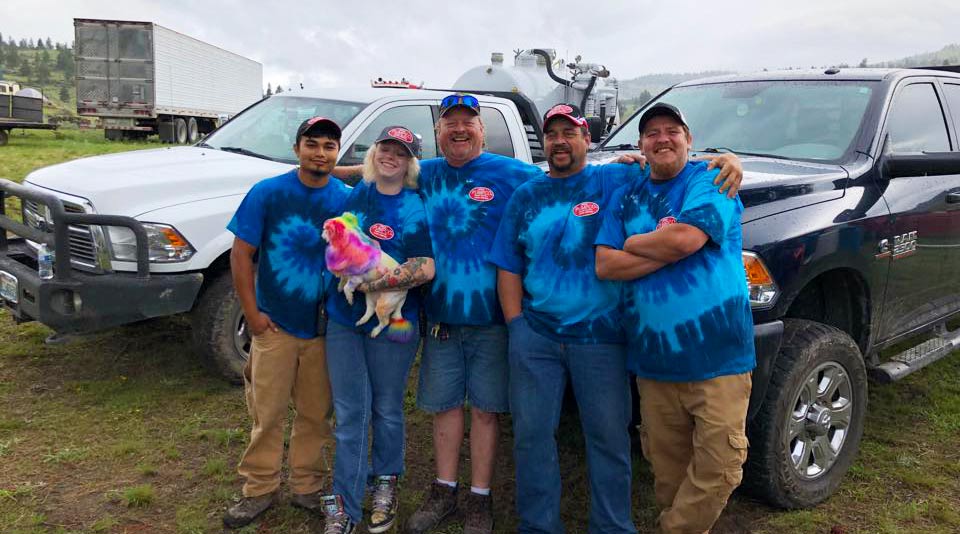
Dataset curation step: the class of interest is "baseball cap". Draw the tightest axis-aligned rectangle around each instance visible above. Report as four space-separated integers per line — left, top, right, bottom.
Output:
637 103 688 134
374 125 422 158
542 103 588 129
439 93 480 117
296 116 342 143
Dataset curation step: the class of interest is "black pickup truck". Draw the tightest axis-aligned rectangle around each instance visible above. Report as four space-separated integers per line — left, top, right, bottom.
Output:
595 67 960 508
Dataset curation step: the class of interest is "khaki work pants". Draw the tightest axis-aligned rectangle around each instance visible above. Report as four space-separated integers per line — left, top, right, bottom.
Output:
237 327 334 497
637 372 752 534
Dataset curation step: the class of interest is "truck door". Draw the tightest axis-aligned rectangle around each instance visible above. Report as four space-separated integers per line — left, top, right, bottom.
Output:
338 104 439 170
939 81 960 315
876 80 960 339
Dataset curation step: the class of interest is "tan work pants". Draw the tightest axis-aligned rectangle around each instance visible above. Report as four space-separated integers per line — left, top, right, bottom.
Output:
637 372 752 534
237 327 334 497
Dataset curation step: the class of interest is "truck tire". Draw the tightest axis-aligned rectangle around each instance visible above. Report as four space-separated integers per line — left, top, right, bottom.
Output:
187 117 200 143
743 319 868 508
173 117 188 144
191 270 249 384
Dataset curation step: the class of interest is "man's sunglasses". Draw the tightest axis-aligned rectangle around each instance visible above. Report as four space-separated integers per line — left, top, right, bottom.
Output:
440 94 480 111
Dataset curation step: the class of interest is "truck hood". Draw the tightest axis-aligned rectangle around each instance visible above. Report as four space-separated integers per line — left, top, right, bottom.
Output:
584 150 848 223
24 147 293 216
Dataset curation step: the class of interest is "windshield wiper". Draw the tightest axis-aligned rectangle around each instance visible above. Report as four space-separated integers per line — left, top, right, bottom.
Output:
698 147 789 160
600 143 638 151
218 146 278 161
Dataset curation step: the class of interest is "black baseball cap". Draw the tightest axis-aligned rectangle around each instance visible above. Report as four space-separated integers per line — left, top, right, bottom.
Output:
439 93 480 118
637 103 688 134
296 116 342 143
375 125 422 158
543 103 588 130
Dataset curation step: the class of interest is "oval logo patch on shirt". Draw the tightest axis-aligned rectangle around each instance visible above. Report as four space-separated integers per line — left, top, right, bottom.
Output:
468 187 495 202
656 216 678 230
572 202 600 217
369 223 395 240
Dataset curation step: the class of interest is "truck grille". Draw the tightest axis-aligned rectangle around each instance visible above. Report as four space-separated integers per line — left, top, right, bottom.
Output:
22 199 103 271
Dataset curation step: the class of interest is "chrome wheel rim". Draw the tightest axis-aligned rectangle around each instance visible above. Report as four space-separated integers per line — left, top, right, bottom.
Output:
233 309 251 362
786 361 853 479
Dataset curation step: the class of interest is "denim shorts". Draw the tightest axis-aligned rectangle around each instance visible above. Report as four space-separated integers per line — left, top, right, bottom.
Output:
416 323 509 413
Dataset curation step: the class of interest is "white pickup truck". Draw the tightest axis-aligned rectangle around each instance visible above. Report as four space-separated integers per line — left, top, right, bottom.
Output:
0 87 545 381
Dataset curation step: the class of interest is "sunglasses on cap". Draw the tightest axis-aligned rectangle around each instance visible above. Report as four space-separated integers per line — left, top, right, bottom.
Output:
440 94 480 115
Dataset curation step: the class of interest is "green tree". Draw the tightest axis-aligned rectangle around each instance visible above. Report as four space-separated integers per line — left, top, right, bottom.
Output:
858 58 868 68
45 37 53 49
19 39 27 48
28 38 34 48
59 85 69 101
276 85 284 94
37 60 51 84
6 48 20 69
20 57 32 78
637 89 652 106
265 83 272 97
36 37 44 49
39 48 51 66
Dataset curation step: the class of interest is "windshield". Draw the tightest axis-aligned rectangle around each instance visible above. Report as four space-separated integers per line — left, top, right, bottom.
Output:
605 81 876 161
203 96 367 163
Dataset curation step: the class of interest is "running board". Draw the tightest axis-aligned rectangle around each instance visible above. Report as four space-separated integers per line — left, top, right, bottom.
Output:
869 327 960 383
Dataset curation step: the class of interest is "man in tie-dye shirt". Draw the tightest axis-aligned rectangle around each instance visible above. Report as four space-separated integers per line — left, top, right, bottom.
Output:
595 103 755 534
224 117 351 528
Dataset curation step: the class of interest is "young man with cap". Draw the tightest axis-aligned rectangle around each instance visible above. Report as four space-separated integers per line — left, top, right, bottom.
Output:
321 125 434 534
594 103 755 534
223 117 351 528
488 103 643 534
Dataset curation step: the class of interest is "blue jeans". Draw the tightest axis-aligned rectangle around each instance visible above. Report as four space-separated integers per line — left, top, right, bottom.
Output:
325 321 419 522
417 323 510 413
508 315 635 534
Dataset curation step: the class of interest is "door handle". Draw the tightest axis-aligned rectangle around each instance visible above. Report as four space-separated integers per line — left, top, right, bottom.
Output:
948 192 960 204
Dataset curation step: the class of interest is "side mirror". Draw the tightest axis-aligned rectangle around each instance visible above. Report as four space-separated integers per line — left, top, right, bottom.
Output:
882 152 960 179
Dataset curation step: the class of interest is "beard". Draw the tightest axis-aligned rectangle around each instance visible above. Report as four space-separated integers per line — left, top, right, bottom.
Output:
548 150 579 173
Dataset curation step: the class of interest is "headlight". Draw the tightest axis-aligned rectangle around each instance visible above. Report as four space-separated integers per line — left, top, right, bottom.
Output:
107 223 195 263
742 251 778 308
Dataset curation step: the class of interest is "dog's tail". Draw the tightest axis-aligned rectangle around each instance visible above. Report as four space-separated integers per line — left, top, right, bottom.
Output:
386 317 415 343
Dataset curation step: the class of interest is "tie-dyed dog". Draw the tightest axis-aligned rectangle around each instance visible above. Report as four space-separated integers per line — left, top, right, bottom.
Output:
322 212 413 342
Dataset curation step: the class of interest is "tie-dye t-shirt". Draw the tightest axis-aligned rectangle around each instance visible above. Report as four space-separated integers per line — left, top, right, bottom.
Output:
419 152 542 325
488 164 644 344
326 180 433 333
227 169 351 339
594 161 755 381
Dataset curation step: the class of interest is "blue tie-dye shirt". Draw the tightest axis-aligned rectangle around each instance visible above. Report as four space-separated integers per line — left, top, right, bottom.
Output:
594 161 755 381
228 169 351 339
326 180 433 333
488 164 644 344
419 152 542 325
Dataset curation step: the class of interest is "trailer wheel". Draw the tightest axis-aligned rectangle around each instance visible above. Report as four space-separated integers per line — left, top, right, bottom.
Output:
173 117 188 144
191 270 248 384
187 117 200 144
0 129 8 146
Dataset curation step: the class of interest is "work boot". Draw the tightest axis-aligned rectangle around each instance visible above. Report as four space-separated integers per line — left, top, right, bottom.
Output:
291 489 324 512
463 492 493 534
322 494 359 534
368 475 399 533
405 482 458 534
223 492 276 528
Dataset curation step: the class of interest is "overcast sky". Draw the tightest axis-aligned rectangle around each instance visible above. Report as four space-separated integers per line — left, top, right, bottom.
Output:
3 0 959 91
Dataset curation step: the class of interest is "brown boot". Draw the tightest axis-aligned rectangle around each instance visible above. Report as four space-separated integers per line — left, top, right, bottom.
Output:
223 492 276 528
463 492 493 534
405 482 458 534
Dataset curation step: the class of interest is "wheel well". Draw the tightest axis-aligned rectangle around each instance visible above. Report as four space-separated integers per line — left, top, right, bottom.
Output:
785 269 870 353
193 251 232 307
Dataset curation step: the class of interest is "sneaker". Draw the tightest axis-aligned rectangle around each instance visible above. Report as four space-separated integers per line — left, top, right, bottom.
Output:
322 494 359 534
291 489 324 512
462 492 493 534
405 482 458 534
223 492 276 528
368 475 399 533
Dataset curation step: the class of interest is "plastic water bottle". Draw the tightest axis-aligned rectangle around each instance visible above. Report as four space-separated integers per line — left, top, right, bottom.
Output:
38 244 54 280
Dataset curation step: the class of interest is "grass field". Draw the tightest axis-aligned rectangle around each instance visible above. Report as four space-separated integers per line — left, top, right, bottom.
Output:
1 131 959 534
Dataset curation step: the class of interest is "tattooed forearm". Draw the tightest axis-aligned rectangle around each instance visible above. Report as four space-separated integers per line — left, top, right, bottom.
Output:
359 257 435 292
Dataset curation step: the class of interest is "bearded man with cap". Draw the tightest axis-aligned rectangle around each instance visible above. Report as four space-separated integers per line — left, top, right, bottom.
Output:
594 103 755 534
223 117 351 528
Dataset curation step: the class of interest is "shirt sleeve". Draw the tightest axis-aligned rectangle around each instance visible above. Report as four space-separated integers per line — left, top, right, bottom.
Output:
594 184 629 250
676 168 740 247
486 188 527 274
227 182 267 248
401 199 435 259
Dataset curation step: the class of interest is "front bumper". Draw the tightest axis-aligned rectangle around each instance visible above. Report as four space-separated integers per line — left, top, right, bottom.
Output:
0 238 203 333
747 320 785 421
